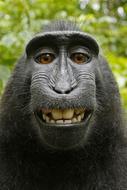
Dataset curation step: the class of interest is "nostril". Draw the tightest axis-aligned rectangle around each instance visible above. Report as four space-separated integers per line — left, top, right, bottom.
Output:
53 87 72 94
52 79 78 94
52 76 77 94
64 89 72 94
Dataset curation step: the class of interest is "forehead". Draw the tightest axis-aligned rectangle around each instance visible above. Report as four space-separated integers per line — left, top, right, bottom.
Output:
26 31 99 55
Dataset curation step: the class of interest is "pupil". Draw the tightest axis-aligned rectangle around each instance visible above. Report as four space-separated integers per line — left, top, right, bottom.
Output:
45 56 49 60
43 54 51 62
76 54 83 61
77 56 82 60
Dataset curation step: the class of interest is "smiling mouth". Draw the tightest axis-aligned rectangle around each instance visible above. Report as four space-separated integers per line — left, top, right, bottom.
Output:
36 108 92 125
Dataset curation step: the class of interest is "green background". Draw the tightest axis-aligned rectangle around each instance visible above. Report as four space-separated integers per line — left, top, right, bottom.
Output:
0 0 127 110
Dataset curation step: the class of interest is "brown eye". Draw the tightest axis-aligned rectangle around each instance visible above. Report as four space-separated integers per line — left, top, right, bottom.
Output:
71 53 89 64
36 53 55 64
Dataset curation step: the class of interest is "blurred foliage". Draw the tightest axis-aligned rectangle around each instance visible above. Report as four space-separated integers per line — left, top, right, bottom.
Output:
0 0 127 110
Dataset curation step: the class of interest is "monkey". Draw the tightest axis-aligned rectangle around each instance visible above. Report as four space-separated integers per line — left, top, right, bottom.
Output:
0 20 127 190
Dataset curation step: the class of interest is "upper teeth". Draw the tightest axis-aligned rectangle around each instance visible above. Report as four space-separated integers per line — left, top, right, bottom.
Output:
41 108 85 124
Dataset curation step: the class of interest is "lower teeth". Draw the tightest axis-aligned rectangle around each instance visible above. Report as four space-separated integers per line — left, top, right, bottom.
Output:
46 119 78 124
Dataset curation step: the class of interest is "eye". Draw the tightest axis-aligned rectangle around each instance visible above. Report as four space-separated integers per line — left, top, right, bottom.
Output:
35 53 55 64
70 53 90 64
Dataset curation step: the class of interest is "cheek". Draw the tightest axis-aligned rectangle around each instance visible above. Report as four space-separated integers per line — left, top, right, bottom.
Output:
31 62 54 87
74 68 96 108
75 66 95 86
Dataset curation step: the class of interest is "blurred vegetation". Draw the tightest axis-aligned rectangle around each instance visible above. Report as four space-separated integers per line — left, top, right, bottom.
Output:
0 0 127 110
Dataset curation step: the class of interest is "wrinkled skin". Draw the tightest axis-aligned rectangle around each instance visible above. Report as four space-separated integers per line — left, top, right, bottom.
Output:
0 21 127 190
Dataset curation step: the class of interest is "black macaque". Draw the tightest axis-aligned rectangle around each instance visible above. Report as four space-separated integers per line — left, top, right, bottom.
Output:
0 20 127 190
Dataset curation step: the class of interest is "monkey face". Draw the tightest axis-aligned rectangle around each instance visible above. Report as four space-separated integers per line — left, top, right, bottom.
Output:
25 31 99 150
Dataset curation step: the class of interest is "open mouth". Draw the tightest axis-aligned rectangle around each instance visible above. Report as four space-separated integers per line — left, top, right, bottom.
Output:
36 108 92 125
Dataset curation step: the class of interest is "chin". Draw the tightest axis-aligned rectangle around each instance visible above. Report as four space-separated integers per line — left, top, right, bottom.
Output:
34 107 93 150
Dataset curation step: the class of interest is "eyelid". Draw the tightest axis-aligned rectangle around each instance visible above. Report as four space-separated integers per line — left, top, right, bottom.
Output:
69 47 91 57
35 47 56 56
69 47 90 56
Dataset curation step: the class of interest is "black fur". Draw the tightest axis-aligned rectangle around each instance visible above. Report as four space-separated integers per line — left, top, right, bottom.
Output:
0 21 127 190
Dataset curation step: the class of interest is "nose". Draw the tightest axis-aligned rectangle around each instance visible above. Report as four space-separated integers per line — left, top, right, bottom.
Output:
53 52 75 94
54 74 72 94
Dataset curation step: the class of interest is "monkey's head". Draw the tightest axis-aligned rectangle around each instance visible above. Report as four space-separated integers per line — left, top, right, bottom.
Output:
2 21 116 150
23 21 100 150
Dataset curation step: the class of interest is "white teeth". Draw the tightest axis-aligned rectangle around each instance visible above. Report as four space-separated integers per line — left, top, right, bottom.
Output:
42 108 86 124
64 120 72 124
52 109 62 120
42 114 46 120
50 120 55 123
56 120 64 124
52 109 74 120
72 118 77 123
62 109 74 119
81 113 84 119
45 116 50 123
77 115 81 122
